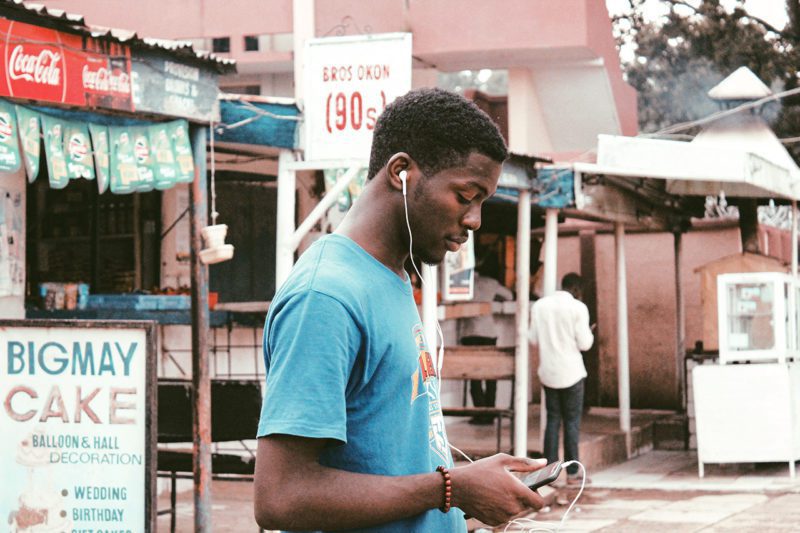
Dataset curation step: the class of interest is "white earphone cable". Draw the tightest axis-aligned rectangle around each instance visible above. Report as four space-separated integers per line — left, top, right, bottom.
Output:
503 460 587 533
401 176 446 381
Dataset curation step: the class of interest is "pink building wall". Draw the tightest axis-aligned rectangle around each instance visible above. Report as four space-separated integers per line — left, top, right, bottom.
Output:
551 224 742 409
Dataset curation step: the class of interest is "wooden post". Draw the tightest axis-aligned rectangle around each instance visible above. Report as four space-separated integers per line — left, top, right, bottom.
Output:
674 231 686 411
738 199 760 253
189 124 212 532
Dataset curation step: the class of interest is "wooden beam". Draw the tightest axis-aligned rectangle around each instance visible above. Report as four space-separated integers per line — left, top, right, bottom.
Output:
441 346 515 380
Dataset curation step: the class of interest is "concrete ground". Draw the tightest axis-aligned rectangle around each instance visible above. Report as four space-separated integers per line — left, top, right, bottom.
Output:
496 488 800 532
156 411 800 531
473 450 800 532
591 450 800 494
157 452 800 532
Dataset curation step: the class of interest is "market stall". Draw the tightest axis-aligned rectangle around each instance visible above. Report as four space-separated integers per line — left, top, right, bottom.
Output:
562 67 800 468
0 1 237 530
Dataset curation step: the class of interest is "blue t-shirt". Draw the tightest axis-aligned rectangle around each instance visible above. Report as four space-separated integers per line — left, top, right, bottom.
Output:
258 234 465 533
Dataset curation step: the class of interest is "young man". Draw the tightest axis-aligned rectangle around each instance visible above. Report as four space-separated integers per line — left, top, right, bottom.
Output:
254 88 546 532
529 273 594 484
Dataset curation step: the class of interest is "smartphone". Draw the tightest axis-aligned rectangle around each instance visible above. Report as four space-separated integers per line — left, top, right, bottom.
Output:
522 461 563 490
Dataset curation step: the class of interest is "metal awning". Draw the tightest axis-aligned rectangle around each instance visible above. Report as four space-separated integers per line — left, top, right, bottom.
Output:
217 95 300 150
584 133 799 200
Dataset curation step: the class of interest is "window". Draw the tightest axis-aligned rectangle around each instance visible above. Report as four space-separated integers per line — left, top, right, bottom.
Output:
212 37 230 53
243 35 259 52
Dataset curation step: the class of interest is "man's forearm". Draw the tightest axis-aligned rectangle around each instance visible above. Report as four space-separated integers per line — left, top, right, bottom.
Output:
256 463 445 530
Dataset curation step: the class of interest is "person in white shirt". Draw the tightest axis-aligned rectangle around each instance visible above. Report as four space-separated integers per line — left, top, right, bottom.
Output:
529 272 594 482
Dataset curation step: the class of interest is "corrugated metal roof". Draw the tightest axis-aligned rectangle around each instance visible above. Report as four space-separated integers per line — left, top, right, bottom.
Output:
2 0 236 73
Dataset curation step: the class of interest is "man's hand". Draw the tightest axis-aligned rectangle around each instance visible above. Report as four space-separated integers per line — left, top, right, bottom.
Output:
449 454 547 526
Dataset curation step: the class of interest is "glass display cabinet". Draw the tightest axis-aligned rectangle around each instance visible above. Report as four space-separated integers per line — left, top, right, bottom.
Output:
717 272 798 364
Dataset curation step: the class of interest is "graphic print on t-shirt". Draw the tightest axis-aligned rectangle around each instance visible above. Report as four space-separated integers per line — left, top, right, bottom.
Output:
410 323 450 464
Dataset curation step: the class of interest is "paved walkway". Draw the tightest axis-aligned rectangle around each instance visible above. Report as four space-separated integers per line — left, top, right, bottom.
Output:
493 488 800 532
157 451 800 532
591 450 800 493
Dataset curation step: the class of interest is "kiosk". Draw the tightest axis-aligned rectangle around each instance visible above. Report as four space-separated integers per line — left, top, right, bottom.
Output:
693 272 800 478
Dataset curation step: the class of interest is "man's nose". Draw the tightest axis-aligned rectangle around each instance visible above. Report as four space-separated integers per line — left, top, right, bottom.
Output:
462 203 481 231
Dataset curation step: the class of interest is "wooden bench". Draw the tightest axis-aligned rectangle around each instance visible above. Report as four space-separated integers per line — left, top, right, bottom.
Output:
440 345 515 453
157 378 263 532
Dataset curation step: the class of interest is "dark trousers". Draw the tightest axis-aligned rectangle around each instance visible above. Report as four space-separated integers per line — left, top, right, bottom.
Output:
461 335 497 410
543 379 584 476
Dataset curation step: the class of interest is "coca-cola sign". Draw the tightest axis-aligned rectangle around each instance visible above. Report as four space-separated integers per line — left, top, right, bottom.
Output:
82 65 131 95
9 46 62 86
0 17 133 110
0 16 218 120
1 21 68 103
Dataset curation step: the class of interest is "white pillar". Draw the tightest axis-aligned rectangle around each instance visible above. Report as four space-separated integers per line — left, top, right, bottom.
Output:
508 69 553 154
540 207 558 450
422 264 439 370
275 150 296 290
542 209 558 296
514 189 531 457
615 222 631 455
292 0 314 105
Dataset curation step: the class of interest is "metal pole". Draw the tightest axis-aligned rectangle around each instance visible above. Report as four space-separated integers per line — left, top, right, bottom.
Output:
275 150 296 290
615 222 631 456
514 189 531 457
422 264 438 368
542 209 558 296
791 201 798 354
674 231 686 411
540 208 558 450
189 124 211 532
792 201 798 278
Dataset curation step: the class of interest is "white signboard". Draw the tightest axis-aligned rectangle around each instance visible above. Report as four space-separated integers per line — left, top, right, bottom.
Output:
442 231 475 301
0 321 155 532
304 33 412 161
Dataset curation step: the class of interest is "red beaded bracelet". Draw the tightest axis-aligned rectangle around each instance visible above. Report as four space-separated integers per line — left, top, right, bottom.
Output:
436 465 452 513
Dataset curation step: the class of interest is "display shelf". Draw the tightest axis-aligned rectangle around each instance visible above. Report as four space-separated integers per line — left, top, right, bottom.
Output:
717 272 797 364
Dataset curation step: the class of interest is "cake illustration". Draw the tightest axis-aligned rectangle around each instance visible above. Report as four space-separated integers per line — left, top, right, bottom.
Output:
7 429 72 532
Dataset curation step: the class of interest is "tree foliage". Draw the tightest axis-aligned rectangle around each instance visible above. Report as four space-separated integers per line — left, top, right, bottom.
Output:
614 0 800 159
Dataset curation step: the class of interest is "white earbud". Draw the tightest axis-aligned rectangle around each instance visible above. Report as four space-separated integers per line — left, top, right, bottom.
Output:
399 170 408 196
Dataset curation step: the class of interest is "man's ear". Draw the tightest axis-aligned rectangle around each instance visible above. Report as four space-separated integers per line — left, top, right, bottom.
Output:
386 153 415 193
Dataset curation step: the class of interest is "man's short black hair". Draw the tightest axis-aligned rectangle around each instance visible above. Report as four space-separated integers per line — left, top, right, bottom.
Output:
367 88 508 180
561 273 583 292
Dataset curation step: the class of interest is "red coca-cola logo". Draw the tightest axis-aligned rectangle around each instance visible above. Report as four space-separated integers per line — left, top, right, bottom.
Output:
9 46 61 85
82 64 132 95
4 22 67 102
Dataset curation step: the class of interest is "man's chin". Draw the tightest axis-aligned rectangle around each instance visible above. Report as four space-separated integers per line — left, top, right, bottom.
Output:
420 252 446 266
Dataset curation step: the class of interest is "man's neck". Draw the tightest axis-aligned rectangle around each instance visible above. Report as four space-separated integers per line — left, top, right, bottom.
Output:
337 180 409 278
